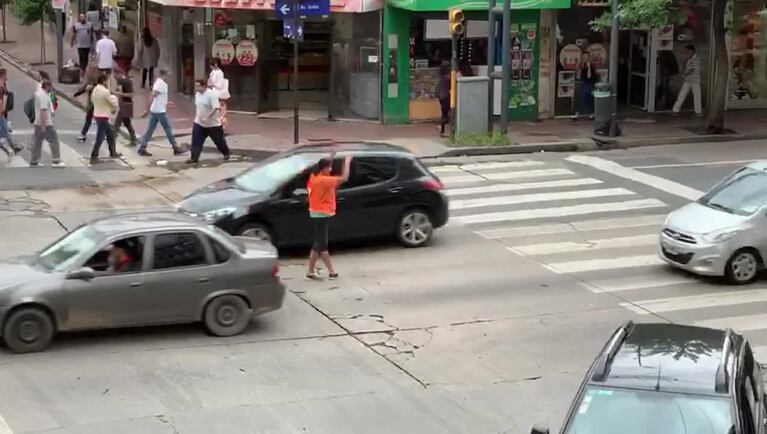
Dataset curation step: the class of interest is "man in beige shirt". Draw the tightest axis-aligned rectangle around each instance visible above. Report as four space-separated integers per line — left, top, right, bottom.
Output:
89 73 119 165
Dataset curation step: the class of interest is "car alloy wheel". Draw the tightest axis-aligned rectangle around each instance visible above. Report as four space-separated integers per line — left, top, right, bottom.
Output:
2 307 55 353
238 223 274 245
203 295 252 337
727 250 759 284
398 210 433 248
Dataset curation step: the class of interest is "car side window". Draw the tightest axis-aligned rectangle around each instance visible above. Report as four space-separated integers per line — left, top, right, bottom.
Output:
207 236 231 264
84 236 145 275
152 232 208 270
341 157 397 190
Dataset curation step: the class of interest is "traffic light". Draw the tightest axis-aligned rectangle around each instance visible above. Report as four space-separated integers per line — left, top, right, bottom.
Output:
449 9 464 35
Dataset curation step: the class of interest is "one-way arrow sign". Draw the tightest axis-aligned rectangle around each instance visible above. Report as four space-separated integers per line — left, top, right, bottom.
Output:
275 0 329 18
283 19 304 41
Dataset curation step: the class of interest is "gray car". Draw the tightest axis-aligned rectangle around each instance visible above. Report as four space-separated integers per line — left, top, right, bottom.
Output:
0 212 285 353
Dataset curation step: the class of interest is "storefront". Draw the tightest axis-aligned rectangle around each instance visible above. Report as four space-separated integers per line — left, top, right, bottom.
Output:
726 0 767 108
146 0 383 120
382 0 569 124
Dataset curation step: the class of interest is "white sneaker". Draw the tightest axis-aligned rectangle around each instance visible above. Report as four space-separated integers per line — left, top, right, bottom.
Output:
51 161 66 168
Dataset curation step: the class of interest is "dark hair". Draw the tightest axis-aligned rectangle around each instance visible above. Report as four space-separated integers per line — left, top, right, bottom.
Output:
686 44 696 52
0 68 6 77
101 29 109 37
195 79 207 87
38 70 50 80
97 73 107 85
314 158 332 174
40 79 52 90
212 58 222 68
143 27 153 47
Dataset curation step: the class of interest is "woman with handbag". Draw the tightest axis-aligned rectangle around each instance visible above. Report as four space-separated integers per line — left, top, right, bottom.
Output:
208 58 230 129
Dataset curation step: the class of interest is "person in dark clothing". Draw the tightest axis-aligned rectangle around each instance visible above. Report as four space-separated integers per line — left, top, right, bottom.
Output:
572 52 597 120
656 50 679 110
114 68 137 146
74 68 98 142
436 62 451 137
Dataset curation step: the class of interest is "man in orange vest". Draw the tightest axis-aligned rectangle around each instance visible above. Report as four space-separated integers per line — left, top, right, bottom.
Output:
305 155 352 281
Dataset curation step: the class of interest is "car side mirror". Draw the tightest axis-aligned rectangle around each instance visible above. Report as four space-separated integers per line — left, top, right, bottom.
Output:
292 188 308 198
66 267 95 281
530 425 550 434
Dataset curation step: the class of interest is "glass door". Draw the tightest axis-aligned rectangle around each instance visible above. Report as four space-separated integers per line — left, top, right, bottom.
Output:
628 30 650 109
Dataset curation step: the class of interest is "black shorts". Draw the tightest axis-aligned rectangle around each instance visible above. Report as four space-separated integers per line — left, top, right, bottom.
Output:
312 217 331 251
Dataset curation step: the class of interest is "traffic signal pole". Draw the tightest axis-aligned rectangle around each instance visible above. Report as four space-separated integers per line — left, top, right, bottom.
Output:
499 0 510 134
608 0 619 137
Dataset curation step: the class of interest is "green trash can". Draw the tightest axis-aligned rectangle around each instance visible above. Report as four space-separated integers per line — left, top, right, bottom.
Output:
593 83 612 125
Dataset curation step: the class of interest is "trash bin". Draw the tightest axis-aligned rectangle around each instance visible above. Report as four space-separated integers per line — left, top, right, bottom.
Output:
593 83 617 136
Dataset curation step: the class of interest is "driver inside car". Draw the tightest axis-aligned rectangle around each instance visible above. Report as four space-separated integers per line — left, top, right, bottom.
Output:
107 240 136 273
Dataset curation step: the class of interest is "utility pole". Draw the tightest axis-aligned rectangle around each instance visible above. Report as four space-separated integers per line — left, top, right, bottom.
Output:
608 0 619 137
486 0 496 133
448 9 464 140
53 1 65 81
292 0 300 144
499 0 510 133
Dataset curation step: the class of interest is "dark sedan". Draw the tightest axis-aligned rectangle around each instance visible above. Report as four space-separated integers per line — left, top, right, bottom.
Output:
176 142 449 248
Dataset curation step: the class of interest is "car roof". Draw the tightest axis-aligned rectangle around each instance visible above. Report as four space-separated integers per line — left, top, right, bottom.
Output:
87 211 205 236
744 160 767 171
592 323 738 396
290 141 414 157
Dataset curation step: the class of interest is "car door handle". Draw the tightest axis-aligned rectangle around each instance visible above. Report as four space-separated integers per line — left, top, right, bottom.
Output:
129 282 142 287
198 277 210 283
388 187 403 193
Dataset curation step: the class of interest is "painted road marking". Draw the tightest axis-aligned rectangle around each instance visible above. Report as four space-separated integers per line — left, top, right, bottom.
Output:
541 254 664 274
459 160 545 171
445 178 603 198
475 214 666 240
632 159 756 169
483 168 574 181
0 413 13 434
514 234 658 256
694 313 767 332
582 274 692 293
453 198 666 225
450 187 635 211
622 289 767 315
567 155 705 201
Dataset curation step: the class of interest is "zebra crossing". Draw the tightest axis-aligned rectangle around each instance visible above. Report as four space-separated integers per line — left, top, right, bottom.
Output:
0 130 133 169
435 158 767 359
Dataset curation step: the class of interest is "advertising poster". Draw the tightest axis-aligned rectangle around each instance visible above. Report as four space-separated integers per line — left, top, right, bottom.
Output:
235 40 258 66
559 44 581 70
557 71 575 98
212 39 235 65
587 43 607 68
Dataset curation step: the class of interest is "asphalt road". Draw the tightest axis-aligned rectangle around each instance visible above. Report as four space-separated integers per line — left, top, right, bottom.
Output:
0 139 765 433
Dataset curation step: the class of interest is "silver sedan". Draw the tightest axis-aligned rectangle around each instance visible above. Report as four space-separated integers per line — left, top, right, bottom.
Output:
0 212 285 353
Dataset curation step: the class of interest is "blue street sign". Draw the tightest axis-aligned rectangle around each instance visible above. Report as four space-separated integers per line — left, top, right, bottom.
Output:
275 0 329 18
283 19 304 41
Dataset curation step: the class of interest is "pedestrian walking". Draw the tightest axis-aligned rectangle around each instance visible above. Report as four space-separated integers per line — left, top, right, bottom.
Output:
75 62 99 142
70 13 94 76
30 80 64 168
435 62 450 137
113 25 134 74
188 79 230 164
0 68 22 159
85 3 103 40
305 155 352 281
137 28 160 89
672 44 703 116
95 29 117 81
138 69 185 157
89 74 119 165
114 67 137 146
572 51 597 120
207 58 229 129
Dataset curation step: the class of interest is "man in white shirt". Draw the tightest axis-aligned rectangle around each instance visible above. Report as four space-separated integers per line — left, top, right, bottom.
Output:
95 29 117 74
188 79 230 164
138 69 185 157
30 80 64 168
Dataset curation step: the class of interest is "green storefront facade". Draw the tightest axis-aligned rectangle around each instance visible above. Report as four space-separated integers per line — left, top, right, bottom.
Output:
381 0 569 124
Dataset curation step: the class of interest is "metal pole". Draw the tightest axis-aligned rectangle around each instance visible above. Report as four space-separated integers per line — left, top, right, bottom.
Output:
486 0 496 132
292 0 299 144
608 0 619 137
450 33 457 139
56 11 64 80
499 0 510 133
2 2 7 43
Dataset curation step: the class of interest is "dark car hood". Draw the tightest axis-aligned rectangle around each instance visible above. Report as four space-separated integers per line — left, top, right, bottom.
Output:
177 179 266 214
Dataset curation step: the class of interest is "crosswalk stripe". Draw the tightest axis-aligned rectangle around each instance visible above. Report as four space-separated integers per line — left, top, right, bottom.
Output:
483 168 573 181
460 160 545 171
429 165 463 173
450 187 635 211
446 178 603 197
439 174 488 186
514 234 658 256
453 198 666 225
582 275 692 293
541 254 664 274
475 214 666 240
694 313 767 332
622 289 767 315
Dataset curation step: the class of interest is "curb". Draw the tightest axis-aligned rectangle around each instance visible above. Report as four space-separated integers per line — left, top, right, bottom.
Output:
438 140 592 158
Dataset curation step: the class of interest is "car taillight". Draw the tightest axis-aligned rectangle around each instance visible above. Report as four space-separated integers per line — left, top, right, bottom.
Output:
420 177 443 190
272 261 280 277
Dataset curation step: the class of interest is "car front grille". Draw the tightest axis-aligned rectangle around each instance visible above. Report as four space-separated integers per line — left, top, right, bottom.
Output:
662 228 697 244
662 248 694 265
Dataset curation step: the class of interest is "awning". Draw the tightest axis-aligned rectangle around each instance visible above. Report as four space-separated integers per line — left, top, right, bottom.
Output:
387 0 569 10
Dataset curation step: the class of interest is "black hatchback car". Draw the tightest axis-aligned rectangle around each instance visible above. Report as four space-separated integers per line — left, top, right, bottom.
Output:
533 322 765 434
176 142 449 248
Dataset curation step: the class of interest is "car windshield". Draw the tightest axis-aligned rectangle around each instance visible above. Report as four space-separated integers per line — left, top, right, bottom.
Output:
565 386 734 434
35 225 101 272
233 153 319 193
698 167 767 216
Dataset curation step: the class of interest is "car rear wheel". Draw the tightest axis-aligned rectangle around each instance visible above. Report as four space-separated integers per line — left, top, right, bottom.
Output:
3 307 55 353
397 209 434 248
725 249 760 285
238 222 274 245
203 295 252 337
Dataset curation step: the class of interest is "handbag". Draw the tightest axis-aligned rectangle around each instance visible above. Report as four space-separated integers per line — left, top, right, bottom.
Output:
217 79 231 100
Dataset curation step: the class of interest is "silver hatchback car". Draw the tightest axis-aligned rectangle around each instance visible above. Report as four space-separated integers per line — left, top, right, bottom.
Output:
660 161 767 284
0 212 285 353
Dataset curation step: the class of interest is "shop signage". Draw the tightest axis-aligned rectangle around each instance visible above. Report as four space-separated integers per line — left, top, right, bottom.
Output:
283 19 304 40
587 43 607 68
212 39 235 65
559 44 581 70
275 0 330 17
213 12 228 26
236 40 258 66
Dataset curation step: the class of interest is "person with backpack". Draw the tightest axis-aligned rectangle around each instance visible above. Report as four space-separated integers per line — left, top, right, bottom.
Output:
28 80 64 168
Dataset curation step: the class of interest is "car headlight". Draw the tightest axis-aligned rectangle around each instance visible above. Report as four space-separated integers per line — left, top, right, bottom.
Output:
701 228 741 243
202 207 236 222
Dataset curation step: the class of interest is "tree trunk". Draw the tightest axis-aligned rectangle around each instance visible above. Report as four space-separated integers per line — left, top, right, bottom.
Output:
2 3 7 43
707 0 728 133
39 18 45 63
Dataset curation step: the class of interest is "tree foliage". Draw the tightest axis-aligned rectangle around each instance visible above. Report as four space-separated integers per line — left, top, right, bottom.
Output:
590 0 682 31
13 0 51 26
